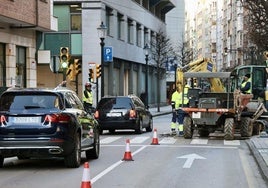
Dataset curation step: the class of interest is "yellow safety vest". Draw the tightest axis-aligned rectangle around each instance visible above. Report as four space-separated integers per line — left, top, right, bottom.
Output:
171 91 182 109
241 79 251 94
183 86 189 104
83 90 93 104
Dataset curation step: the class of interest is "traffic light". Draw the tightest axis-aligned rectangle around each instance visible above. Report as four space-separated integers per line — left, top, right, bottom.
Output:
96 64 101 78
66 62 75 81
89 69 94 82
60 47 70 69
74 59 82 76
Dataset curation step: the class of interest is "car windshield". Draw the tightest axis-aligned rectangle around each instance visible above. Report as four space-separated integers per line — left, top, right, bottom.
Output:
0 93 60 111
98 97 133 110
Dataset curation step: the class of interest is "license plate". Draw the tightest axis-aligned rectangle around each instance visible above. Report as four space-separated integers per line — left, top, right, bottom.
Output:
192 112 201 119
107 113 121 117
12 117 41 124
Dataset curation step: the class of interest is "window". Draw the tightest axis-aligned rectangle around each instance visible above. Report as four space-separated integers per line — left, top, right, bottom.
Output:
70 4 82 31
136 23 141 46
16 46 26 87
106 7 113 36
54 4 81 31
127 18 133 44
117 13 124 40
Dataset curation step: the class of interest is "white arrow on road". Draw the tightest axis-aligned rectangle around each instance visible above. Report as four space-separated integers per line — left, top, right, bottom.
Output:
177 153 206 168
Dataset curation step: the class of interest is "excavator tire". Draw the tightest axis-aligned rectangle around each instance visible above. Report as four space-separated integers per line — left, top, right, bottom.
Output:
224 118 234 140
183 116 193 139
240 117 253 137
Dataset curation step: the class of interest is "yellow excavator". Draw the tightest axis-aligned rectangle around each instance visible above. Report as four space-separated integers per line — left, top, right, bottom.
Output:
176 57 225 93
176 58 267 140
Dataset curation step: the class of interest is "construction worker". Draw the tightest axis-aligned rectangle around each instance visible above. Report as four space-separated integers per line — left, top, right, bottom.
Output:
240 74 251 94
170 84 189 136
83 82 93 113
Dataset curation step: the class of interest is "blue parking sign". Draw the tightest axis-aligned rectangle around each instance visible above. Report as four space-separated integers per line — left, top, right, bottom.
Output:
103 46 113 62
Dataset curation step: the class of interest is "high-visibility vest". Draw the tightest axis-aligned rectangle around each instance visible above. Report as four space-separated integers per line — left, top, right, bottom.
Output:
241 79 251 94
171 91 181 109
183 85 189 104
83 90 93 104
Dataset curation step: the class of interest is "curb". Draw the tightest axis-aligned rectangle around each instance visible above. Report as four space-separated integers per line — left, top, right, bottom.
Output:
247 139 268 184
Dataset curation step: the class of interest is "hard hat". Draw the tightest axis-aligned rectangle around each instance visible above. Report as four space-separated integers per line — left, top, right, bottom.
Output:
85 82 91 87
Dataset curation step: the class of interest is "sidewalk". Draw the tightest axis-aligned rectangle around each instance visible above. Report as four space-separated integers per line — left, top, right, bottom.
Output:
150 105 172 117
248 134 268 182
150 106 268 182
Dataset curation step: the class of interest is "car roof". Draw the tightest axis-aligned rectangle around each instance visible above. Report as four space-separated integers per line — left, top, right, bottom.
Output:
101 94 137 99
5 87 74 93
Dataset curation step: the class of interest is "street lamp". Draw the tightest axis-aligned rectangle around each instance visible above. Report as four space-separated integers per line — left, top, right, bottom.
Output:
143 43 150 108
97 22 107 98
249 46 256 65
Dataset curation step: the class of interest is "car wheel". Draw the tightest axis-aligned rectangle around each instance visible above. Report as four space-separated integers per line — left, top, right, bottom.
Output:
146 118 153 132
135 119 143 134
64 132 81 168
86 129 100 159
109 129 115 134
0 156 3 168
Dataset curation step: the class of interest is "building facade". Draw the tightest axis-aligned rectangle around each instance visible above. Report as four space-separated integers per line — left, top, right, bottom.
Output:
40 0 175 106
0 0 53 92
184 0 256 72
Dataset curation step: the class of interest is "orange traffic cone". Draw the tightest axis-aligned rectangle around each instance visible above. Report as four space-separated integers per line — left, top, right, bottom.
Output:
122 139 134 161
151 128 160 145
81 162 91 188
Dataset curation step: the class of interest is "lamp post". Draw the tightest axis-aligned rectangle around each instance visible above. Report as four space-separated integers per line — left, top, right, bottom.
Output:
174 63 177 88
249 46 255 65
97 22 107 98
143 43 150 108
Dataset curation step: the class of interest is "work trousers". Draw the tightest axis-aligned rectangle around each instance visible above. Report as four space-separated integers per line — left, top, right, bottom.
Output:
171 109 185 131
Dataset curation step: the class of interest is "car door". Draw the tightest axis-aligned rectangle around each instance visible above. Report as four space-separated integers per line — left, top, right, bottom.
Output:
133 96 150 126
64 92 94 147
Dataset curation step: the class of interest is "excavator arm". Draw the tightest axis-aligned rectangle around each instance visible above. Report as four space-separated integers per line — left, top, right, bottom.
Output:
176 58 225 92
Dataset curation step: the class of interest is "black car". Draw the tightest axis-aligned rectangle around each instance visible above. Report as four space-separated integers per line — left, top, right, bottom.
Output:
94 95 153 134
0 87 100 168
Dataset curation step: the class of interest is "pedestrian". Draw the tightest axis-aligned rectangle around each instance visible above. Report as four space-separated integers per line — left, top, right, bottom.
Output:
240 74 251 94
170 84 189 136
83 82 93 113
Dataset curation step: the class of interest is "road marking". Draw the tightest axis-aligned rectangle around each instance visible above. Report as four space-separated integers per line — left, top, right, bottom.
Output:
190 138 208 145
224 140 240 145
100 136 241 146
91 146 147 184
130 136 150 143
159 137 177 144
177 153 206 168
100 136 121 144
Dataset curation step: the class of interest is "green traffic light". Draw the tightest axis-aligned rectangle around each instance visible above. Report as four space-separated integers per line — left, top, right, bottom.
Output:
61 62 68 68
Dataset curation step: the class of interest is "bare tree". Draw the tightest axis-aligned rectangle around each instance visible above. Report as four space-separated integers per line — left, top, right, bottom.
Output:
150 29 174 112
175 41 194 68
241 0 268 51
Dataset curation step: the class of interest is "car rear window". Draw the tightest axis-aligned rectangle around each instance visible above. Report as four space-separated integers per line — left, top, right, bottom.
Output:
98 97 133 110
0 93 60 111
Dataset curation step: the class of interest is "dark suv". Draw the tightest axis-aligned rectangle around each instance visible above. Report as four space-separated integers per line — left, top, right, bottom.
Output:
94 95 153 134
0 87 100 168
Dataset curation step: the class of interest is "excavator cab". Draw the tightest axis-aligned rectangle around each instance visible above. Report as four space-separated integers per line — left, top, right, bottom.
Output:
230 65 267 100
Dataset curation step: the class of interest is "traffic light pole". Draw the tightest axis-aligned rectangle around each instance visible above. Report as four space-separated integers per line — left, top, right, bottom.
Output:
62 68 67 87
100 37 105 98
96 78 99 105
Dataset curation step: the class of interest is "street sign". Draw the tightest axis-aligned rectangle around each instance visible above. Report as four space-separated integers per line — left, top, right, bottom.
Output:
104 46 113 62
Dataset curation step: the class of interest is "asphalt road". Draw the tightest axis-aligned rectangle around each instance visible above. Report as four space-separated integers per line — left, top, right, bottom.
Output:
0 114 267 188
